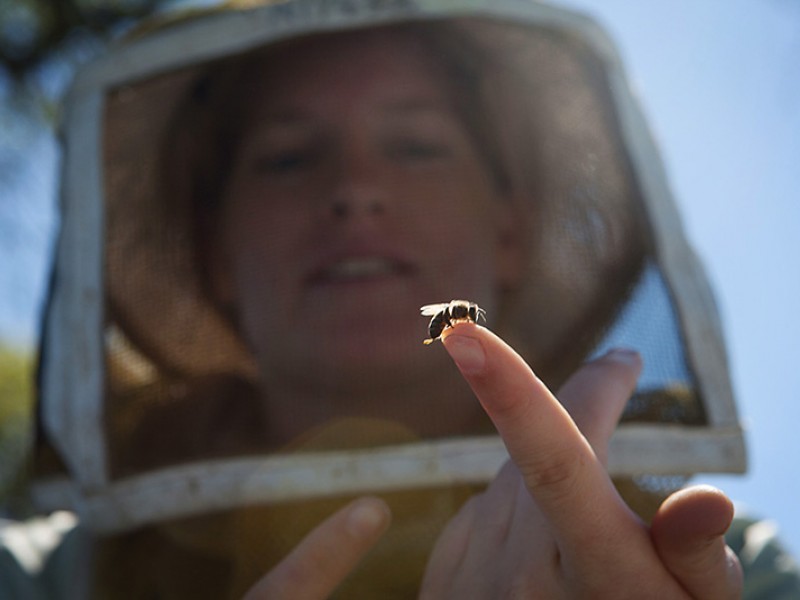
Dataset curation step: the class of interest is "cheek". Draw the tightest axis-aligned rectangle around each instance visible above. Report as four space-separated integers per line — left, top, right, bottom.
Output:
227 231 296 363
230 234 301 313
413 178 498 254
411 201 501 297
220 195 309 316
223 179 311 263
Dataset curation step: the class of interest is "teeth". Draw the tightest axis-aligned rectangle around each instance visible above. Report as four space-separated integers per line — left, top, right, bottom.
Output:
325 257 396 279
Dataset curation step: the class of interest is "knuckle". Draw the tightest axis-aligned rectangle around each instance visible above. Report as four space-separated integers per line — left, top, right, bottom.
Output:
517 445 587 501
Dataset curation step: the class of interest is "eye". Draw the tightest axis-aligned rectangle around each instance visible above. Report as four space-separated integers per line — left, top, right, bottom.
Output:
252 149 319 174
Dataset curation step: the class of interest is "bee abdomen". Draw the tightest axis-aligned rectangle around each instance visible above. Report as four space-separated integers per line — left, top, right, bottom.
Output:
424 312 447 344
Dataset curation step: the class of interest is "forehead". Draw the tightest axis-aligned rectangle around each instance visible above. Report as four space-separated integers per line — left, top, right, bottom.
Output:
244 29 456 111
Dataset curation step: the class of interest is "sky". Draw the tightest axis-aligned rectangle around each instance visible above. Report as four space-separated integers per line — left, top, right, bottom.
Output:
561 0 800 555
1 0 799 556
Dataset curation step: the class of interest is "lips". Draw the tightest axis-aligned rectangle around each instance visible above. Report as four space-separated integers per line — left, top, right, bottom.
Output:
308 255 415 284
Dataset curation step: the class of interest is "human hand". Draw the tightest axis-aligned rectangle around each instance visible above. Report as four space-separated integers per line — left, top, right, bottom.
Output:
419 322 742 599
242 496 391 600
243 323 742 599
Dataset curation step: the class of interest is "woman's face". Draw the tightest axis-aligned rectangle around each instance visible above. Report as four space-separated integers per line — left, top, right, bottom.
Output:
213 29 521 391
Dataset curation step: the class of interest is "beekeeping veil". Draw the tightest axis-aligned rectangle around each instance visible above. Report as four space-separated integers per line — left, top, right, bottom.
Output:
33 0 746 597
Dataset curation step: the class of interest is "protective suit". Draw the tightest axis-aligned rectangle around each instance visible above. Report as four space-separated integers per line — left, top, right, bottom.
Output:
31 0 747 597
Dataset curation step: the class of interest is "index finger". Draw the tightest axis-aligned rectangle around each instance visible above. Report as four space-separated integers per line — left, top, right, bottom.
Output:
243 497 391 600
441 323 632 541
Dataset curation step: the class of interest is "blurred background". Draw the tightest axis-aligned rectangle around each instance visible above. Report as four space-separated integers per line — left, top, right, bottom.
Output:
1 0 798 556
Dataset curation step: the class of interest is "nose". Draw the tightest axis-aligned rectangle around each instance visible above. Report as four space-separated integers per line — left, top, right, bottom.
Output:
330 196 385 218
327 143 387 220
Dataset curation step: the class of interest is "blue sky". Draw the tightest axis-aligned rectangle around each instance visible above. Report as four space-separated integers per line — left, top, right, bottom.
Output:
563 0 800 555
1 0 799 555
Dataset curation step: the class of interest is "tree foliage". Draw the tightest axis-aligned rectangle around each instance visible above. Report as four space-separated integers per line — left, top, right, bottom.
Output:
0 0 164 79
0 344 32 421
0 344 34 511
0 0 172 208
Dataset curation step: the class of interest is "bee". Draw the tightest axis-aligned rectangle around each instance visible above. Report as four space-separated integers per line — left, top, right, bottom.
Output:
420 300 486 345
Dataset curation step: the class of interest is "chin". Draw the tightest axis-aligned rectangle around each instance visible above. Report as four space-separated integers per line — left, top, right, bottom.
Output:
280 324 438 391
329 326 428 368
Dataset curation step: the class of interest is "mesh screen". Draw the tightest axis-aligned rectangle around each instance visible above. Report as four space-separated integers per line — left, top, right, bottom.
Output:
32 6 742 597
98 19 676 479
593 261 706 426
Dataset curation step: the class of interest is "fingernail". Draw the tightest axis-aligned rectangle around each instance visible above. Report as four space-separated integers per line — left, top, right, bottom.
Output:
346 498 390 538
604 348 641 366
725 545 745 590
443 333 487 375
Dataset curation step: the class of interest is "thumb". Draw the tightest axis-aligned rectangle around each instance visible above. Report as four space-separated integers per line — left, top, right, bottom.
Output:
651 485 743 599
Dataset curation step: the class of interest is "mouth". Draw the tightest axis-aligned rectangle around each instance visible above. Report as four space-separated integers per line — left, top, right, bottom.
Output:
309 256 414 285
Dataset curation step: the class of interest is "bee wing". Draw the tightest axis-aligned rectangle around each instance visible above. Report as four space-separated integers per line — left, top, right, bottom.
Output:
420 303 449 316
